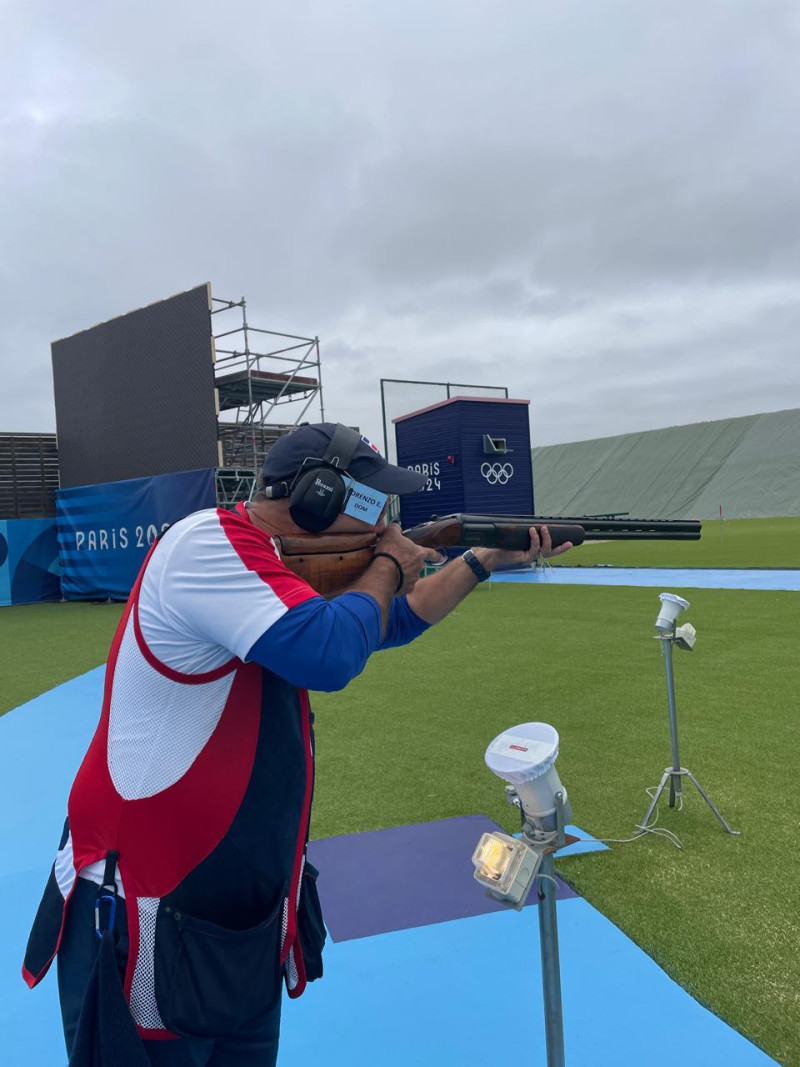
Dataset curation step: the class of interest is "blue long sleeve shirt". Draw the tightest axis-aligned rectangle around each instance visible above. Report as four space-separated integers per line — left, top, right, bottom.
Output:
246 593 430 692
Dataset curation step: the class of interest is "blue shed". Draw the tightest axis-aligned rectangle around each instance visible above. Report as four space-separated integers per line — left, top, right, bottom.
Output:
394 397 534 529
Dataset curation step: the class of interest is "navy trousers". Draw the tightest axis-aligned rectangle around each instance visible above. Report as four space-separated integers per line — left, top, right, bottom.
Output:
58 879 282 1067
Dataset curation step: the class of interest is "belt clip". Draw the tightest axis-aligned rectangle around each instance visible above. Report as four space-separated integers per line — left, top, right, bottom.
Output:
94 893 117 939
94 849 120 940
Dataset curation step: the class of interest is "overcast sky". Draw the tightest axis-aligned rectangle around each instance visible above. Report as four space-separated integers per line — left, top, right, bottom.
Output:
2 0 799 448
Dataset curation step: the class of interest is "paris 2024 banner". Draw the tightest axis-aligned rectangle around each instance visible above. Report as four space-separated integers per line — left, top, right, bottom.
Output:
0 518 61 607
56 468 216 601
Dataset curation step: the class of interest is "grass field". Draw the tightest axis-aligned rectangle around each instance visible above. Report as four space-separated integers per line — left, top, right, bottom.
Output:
554 515 800 569
2 535 799 1064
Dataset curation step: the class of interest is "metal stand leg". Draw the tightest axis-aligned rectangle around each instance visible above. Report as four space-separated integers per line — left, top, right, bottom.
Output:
637 769 671 830
537 852 566 1067
686 771 741 836
638 767 740 835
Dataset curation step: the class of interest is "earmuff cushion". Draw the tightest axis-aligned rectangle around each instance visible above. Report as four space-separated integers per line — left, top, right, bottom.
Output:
289 465 349 532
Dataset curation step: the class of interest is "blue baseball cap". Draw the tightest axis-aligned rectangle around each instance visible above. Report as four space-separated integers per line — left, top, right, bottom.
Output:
261 423 426 495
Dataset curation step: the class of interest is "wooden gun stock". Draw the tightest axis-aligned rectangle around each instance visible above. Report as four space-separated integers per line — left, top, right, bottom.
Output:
274 531 379 597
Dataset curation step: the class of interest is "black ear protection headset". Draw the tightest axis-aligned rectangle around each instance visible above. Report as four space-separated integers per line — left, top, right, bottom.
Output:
263 424 363 532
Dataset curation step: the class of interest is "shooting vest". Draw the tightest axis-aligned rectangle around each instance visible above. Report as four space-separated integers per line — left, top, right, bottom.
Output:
23 515 325 1039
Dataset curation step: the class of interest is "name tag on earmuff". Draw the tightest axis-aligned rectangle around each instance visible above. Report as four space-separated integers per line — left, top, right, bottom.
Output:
343 480 389 524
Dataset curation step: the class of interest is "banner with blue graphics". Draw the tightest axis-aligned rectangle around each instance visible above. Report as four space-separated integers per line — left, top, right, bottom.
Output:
56 468 216 600
0 518 61 607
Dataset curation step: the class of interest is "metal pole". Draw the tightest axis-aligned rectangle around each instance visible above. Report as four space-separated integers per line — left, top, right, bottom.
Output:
315 338 325 422
660 635 683 806
537 852 566 1067
238 298 257 475
380 379 389 460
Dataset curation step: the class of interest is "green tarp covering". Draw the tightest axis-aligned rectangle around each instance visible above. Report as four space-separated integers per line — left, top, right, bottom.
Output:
531 408 800 519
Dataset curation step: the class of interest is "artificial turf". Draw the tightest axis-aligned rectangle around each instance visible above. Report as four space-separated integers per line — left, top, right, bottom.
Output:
0 601 124 717
2 561 798 1063
310 583 800 1066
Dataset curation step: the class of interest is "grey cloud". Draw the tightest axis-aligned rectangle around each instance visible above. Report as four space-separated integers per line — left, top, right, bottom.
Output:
1 0 799 451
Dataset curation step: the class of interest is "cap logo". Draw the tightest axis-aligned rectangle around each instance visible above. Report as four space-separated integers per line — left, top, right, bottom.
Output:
361 435 381 455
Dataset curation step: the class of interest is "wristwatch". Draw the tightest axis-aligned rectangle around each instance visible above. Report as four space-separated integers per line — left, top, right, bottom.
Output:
462 548 491 583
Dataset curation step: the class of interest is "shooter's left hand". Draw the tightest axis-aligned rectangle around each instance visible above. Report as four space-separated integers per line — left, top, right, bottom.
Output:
473 525 573 573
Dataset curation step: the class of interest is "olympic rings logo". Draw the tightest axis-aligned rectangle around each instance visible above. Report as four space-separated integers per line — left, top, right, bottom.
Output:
481 462 514 485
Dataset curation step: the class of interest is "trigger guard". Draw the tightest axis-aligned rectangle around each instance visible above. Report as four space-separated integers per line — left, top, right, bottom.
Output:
426 553 449 569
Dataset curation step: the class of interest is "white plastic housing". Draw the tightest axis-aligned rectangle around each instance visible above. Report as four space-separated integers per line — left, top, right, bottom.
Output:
484 723 570 830
517 767 569 827
656 592 690 632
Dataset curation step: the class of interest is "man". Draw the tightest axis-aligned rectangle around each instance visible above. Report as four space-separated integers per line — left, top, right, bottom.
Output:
23 423 569 1066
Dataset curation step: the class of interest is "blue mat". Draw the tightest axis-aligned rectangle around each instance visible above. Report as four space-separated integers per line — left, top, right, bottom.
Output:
0 669 777 1066
491 567 800 591
280 902 776 1066
558 824 608 857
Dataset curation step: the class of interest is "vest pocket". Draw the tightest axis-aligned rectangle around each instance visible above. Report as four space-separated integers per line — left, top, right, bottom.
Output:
153 892 283 1038
297 863 326 982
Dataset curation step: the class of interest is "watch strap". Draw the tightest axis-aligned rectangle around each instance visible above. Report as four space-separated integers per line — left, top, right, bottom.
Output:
462 548 491 583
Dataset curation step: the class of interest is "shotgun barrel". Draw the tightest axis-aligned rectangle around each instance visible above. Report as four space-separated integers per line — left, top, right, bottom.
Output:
405 513 702 551
451 514 700 538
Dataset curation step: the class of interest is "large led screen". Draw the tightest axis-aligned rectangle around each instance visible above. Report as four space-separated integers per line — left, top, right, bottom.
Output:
52 284 219 488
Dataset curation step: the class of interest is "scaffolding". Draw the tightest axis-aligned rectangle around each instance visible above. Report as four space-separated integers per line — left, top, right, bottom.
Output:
211 295 325 505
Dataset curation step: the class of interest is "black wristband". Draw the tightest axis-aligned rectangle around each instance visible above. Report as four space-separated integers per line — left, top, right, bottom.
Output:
462 548 491 583
372 552 405 594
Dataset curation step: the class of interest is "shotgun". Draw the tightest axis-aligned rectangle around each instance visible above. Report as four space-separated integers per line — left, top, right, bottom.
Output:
274 513 702 596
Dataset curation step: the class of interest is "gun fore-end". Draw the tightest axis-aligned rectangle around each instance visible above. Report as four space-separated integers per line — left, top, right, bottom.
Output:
405 518 584 550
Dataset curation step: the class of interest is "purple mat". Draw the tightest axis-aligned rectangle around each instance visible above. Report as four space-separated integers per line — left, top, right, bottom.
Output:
307 815 578 943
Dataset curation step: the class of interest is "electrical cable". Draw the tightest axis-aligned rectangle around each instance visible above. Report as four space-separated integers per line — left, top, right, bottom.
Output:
571 785 684 852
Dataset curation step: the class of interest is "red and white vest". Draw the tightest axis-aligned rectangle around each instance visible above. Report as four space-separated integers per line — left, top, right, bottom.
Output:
23 506 324 1038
